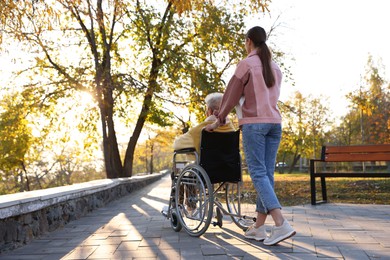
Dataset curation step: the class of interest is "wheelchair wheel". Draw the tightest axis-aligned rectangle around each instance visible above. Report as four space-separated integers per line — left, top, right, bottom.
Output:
225 182 257 230
175 164 214 237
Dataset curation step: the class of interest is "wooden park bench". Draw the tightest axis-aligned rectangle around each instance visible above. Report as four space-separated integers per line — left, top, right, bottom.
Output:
310 144 390 205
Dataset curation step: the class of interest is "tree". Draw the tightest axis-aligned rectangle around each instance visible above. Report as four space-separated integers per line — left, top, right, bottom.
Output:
0 88 103 194
1 0 271 179
343 55 389 144
326 112 361 145
278 91 331 173
279 92 309 173
0 93 33 193
133 127 177 174
306 95 332 158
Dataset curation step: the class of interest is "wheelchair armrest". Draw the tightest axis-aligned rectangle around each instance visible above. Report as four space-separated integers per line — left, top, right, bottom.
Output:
174 148 197 153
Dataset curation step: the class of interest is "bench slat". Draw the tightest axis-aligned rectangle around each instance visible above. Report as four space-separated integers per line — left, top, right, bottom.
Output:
324 152 390 162
324 144 390 153
314 172 390 178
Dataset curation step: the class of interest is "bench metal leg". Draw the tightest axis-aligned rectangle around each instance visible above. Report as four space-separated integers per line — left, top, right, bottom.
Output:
310 160 316 205
320 177 327 203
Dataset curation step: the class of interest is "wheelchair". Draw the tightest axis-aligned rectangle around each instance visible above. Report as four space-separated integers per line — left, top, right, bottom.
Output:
162 129 258 237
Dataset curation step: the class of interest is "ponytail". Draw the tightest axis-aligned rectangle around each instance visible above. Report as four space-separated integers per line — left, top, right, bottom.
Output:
247 27 275 88
257 42 275 88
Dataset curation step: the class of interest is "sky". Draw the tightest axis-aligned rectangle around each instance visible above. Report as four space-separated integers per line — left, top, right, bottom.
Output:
248 0 390 119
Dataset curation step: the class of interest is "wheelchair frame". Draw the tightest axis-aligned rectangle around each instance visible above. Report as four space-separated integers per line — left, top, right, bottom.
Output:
162 130 257 237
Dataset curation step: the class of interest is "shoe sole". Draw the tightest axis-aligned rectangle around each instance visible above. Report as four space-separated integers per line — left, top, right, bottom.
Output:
263 231 296 246
244 235 266 241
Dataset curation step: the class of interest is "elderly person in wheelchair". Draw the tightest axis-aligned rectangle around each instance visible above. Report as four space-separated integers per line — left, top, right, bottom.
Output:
164 92 257 237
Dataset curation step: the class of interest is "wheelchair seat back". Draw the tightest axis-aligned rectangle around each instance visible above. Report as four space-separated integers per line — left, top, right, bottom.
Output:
199 129 241 184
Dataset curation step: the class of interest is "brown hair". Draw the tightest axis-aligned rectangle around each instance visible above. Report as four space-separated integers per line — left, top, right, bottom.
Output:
246 26 275 88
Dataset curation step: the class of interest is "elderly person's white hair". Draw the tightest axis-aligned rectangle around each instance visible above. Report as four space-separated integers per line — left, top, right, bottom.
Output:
205 92 223 112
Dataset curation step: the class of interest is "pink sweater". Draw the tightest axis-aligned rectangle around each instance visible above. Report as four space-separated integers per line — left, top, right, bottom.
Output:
218 50 282 126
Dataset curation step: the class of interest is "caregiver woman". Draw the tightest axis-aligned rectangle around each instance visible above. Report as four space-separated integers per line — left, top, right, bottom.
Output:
206 26 296 246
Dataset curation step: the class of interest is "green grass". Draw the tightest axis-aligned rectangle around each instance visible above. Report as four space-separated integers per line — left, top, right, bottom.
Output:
253 172 390 206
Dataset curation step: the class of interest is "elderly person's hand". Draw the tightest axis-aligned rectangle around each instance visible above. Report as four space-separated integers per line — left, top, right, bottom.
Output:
205 121 220 132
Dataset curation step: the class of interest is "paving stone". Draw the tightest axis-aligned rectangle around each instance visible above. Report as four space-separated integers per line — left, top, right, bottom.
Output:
158 239 180 250
112 249 158 259
329 231 354 241
62 246 98 259
338 248 370 260
139 237 161 247
201 244 226 255
116 241 140 251
315 246 343 258
203 255 231 260
87 245 117 259
350 232 380 244
0 254 52 260
364 249 390 259
292 237 316 253
269 253 320 260
156 248 181 260
222 244 247 257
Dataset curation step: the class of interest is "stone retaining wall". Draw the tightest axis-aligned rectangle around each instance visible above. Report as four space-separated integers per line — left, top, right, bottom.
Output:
0 173 164 253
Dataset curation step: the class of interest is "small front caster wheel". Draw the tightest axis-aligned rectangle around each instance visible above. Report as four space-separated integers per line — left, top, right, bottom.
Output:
170 210 182 232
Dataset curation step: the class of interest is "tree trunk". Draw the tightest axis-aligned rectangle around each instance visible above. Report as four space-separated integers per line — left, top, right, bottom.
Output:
21 163 30 191
289 153 301 173
123 96 151 177
97 65 123 178
123 63 160 177
149 143 154 174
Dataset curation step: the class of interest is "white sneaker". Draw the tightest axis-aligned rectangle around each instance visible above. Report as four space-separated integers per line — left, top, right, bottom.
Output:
263 220 296 246
244 224 267 241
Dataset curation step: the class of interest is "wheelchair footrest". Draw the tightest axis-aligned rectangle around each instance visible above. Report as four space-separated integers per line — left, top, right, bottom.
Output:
161 205 169 218
212 207 223 228
212 222 221 228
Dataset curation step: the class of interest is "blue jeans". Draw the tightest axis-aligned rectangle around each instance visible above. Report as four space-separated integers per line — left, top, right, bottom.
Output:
242 123 282 214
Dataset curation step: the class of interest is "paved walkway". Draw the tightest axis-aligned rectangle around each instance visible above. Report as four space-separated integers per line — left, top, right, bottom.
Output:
1 174 390 260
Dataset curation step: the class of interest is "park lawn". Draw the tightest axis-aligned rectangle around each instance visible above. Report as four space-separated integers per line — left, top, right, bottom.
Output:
273 173 390 206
